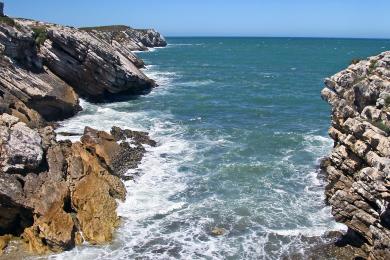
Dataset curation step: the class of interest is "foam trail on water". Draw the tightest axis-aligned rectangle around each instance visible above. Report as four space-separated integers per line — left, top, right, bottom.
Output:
48 47 345 259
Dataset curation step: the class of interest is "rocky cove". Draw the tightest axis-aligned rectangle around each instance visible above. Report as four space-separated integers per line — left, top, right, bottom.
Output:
0 6 390 260
0 9 166 256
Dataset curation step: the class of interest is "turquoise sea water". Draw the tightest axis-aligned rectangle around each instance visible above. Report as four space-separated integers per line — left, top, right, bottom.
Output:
53 38 390 260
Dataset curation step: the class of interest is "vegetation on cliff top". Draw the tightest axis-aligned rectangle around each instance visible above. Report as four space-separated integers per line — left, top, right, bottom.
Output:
80 25 131 32
31 26 47 47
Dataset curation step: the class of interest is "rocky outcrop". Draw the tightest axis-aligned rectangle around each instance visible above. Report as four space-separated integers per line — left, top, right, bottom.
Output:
80 25 167 51
321 51 390 259
0 17 165 126
0 10 164 256
0 22 81 123
0 114 155 254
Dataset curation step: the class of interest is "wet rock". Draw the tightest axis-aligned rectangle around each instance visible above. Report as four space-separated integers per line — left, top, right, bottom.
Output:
322 51 390 259
211 227 225 236
81 126 156 178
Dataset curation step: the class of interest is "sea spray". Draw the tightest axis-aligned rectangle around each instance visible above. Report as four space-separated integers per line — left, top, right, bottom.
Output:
51 37 390 259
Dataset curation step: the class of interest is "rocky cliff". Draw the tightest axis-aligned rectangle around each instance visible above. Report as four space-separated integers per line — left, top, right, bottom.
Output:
0 13 165 256
0 17 166 127
321 51 390 259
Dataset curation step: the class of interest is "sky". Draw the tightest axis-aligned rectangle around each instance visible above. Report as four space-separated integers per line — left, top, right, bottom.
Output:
4 0 390 38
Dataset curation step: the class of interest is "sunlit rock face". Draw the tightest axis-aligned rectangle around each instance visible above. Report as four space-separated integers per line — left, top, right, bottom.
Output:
0 114 155 254
322 51 390 260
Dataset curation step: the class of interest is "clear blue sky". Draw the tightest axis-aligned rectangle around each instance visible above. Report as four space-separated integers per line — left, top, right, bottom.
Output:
4 0 390 38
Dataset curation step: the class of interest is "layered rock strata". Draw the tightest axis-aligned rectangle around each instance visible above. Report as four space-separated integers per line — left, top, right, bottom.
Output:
0 17 165 128
0 12 164 256
0 114 155 254
321 51 390 259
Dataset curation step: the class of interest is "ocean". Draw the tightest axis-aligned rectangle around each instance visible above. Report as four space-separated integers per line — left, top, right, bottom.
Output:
51 37 390 259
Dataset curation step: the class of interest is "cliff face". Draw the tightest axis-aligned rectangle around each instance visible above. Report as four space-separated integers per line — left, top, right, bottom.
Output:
321 51 390 259
0 18 166 126
0 15 164 255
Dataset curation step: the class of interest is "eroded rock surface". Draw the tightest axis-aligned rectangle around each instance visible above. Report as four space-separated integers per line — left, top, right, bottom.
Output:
0 18 164 126
0 114 155 254
321 51 390 259
0 12 164 257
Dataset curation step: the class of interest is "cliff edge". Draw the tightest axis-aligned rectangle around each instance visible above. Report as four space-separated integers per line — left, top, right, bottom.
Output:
322 51 390 259
0 11 165 256
0 17 166 127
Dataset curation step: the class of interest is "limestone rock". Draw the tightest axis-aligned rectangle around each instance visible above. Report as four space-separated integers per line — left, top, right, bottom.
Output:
0 18 166 125
37 23 156 100
0 115 156 255
0 21 81 122
322 51 390 259
0 114 43 172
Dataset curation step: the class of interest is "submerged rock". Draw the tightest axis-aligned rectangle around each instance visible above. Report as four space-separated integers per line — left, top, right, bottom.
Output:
211 227 225 236
321 51 390 259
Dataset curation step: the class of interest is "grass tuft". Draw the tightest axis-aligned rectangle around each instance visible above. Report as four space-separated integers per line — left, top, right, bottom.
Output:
0 16 16 27
372 120 390 135
368 60 378 74
32 26 47 47
350 58 362 65
80 25 131 32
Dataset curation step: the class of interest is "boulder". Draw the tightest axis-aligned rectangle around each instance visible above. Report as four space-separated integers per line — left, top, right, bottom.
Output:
0 114 43 172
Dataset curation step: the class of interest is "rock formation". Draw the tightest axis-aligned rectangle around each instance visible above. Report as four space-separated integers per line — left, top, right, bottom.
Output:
0 114 155 254
0 2 3 17
321 51 390 259
0 17 165 129
0 12 164 256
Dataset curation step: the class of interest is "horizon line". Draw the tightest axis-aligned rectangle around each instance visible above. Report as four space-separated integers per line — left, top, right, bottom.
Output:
164 35 390 40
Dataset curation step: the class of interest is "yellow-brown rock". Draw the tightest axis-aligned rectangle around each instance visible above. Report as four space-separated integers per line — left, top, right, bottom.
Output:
0 116 152 256
0 235 12 255
72 174 120 244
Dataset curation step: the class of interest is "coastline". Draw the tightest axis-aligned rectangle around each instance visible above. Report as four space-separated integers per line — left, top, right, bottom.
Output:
0 13 168 256
1 9 390 259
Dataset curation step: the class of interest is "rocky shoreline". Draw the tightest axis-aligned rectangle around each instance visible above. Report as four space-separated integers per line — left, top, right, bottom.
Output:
0 8 166 256
321 51 390 259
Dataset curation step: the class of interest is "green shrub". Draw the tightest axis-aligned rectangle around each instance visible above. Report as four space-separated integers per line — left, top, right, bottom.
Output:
80 25 130 32
385 96 390 107
0 16 16 27
350 58 362 65
373 120 390 135
368 60 378 74
32 26 47 47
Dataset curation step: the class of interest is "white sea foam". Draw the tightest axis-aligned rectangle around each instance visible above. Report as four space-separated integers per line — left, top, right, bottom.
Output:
49 62 343 260
176 79 215 87
168 43 204 47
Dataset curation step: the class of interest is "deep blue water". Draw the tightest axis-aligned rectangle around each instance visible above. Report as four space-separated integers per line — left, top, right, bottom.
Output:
54 37 390 260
